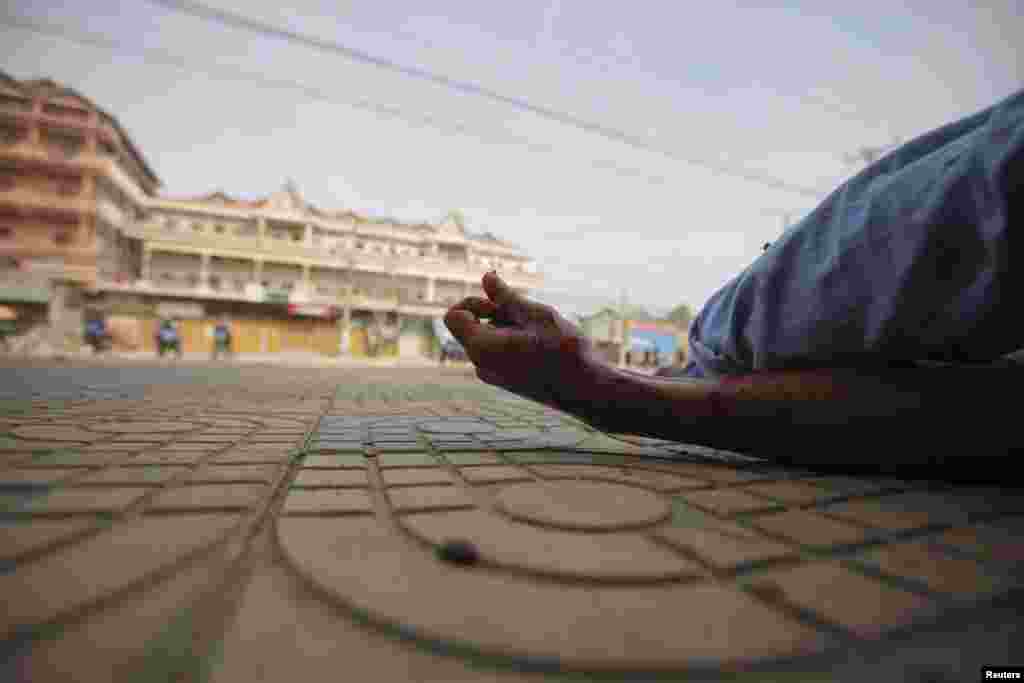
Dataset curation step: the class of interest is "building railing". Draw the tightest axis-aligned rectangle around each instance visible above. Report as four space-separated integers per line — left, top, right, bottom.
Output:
127 221 543 289
98 273 461 320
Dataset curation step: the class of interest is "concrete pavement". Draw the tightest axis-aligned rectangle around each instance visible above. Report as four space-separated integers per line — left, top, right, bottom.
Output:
0 362 1021 681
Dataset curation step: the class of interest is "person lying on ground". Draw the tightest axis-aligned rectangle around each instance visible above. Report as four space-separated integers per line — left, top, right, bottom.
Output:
445 88 1022 471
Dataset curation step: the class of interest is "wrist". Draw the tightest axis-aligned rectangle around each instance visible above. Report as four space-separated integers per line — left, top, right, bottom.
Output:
556 356 649 433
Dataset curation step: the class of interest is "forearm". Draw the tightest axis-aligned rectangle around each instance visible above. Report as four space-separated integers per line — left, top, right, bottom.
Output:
559 360 1021 464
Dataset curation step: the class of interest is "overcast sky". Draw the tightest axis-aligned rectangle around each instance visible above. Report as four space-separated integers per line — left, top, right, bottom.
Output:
2 1 1021 317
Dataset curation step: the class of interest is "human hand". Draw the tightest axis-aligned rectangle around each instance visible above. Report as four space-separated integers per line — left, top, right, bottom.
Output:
444 271 602 409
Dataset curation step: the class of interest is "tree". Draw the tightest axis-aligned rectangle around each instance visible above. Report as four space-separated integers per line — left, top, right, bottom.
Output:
665 303 695 329
620 303 655 321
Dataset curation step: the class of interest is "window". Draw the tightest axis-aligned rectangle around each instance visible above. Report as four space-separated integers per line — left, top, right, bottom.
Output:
0 173 13 191
214 224 225 234
0 227 12 239
54 230 72 245
192 222 204 232
209 275 221 289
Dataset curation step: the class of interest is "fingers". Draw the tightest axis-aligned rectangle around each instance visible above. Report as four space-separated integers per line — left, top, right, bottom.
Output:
443 309 479 344
444 297 499 348
449 296 497 320
445 310 539 364
482 271 525 309
483 271 552 323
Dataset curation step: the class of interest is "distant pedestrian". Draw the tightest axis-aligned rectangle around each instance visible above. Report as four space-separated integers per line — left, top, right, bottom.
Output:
156 319 182 359
84 313 110 354
212 319 232 360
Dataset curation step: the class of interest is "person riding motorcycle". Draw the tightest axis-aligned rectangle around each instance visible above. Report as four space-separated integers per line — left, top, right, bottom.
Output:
156 319 183 358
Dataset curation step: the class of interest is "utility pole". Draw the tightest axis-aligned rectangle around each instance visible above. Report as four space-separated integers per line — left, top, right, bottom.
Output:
614 288 622 368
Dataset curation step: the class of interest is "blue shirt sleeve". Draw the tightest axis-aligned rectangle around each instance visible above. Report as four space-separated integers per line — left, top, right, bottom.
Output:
688 88 1024 377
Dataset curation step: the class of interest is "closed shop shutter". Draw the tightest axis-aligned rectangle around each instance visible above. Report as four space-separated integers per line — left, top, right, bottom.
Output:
180 319 212 354
311 321 340 356
265 322 282 353
140 318 158 353
350 327 368 357
235 319 263 354
281 318 312 351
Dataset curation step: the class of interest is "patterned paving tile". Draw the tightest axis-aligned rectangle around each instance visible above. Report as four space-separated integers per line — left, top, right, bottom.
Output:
1 365 1019 680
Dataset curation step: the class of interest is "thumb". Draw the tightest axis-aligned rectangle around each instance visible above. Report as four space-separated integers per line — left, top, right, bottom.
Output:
483 270 520 307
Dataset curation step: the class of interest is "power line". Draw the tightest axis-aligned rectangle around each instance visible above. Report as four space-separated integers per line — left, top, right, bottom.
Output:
0 16 648 183
385 21 889 133
2 13 826 200
147 0 826 198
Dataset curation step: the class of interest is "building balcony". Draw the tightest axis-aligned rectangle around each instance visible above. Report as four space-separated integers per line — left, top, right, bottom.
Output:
0 187 94 220
102 274 453 317
125 221 545 291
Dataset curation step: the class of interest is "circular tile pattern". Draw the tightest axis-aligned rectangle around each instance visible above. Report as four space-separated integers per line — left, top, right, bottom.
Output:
496 480 670 531
279 516 822 670
90 420 202 434
5 365 1017 680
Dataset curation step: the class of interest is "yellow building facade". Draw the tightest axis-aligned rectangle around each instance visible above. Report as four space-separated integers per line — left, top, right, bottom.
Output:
0 71 543 356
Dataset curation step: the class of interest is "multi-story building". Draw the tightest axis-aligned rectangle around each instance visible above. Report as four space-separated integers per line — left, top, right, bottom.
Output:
0 71 542 356
0 72 160 344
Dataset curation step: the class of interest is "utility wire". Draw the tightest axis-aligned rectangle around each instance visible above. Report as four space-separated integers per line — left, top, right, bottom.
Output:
0 15 660 185
383 22 889 134
2 13 826 200
147 0 827 198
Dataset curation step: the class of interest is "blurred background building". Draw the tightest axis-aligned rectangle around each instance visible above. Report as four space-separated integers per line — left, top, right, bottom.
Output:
578 307 686 370
0 71 541 357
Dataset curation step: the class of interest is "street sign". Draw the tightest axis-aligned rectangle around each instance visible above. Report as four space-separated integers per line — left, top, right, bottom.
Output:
156 302 204 319
263 290 290 304
287 303 340 319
